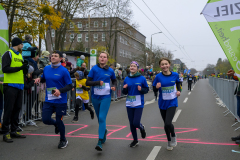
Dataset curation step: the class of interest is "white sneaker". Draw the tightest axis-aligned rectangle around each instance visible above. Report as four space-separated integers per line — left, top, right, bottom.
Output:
170 135 177 147
167 141 173 151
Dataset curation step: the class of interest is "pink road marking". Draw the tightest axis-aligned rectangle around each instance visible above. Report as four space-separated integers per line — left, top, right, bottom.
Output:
24 133 237 146
126 132 132 138
67 124 88 135
106 125 128 137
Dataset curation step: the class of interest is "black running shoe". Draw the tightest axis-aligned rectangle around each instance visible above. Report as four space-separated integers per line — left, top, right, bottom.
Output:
129 140 139 148
232 135 240 141
95 140 103 151
55 125 60 134
90 111 94 119
140 125 146 139
72 116 78 122
3 134 13 143
10 132 26 138
58 139 68 149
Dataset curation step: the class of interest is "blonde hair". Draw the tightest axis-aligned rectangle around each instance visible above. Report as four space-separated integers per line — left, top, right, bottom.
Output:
99 51 109 59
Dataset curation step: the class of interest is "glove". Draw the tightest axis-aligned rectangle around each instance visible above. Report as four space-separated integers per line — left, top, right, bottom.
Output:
21 63 29 70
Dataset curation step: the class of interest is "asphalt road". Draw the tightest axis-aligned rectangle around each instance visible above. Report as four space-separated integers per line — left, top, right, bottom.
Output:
0 79 240 160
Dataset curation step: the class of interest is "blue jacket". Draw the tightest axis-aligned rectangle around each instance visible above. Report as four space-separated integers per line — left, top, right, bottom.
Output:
22 41 37 57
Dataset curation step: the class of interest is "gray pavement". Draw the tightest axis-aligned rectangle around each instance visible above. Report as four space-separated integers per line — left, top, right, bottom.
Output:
0 79 240 160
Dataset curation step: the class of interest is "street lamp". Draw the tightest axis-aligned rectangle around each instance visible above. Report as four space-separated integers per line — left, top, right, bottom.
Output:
145 53 148 67
88 5 106 54
151 32 162 51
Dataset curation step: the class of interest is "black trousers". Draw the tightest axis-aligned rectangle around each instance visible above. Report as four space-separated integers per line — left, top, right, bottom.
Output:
75 99 93 117
160 107 176 141
188 82 192 91
2 86 23 134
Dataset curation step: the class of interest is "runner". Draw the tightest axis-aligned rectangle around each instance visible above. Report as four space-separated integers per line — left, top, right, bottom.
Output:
188 74 193 91
34 50 72 149
122 61 149 148
152 58 181 151
72 70 94 122
86 51 117 151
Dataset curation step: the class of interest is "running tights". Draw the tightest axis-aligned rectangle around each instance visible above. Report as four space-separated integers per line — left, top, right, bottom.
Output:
160 107 176 141
91 97 111 139
75 99 93 117
127 107 144 141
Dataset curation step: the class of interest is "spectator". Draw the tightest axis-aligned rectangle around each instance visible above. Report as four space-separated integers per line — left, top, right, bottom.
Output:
22 35 38 59
0 82 3 129
26 50 42 78
61 57 66 67
2 37 28 142
119 68 123 79
77 55 85 67
39 50 50 69
110 64 114 70
81 62 89 78
126 68 130 76
65 57 72 69
122 68 128 79
115 63 122 81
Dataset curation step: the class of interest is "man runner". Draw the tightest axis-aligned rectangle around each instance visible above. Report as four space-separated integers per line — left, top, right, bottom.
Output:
35 50 72 149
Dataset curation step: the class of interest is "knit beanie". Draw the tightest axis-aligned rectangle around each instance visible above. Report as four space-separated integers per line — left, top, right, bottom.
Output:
31 50 39 58
12 37 22 47
41 51 50 57
80 55 85 60
76 71 84 80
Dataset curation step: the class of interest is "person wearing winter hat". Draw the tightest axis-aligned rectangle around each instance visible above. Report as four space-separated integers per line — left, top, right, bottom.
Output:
77 55 85 67
72 70 94 122
25 49 42 78
122 61 149 147
2 37 29 142
22 35 38 59
39 51 50 69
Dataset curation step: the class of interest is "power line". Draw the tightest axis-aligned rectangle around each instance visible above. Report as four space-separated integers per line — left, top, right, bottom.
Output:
141 0 192 60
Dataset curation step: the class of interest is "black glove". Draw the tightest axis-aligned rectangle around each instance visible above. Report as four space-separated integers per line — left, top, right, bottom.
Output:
21 63 29 70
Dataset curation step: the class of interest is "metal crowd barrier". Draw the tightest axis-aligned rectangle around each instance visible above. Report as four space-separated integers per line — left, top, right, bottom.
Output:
209 77 240 131
18 78 127 128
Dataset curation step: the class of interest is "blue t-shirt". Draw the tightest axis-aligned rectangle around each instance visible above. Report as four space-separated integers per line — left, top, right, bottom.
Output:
124 75 148 108
152 72 180 110
41 65 72 103
88 65 116 99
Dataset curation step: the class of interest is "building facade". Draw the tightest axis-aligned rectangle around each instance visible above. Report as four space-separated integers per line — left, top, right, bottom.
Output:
47 17 146 68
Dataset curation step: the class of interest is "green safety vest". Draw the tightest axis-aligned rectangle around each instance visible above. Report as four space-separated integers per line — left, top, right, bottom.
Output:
4 49 24 84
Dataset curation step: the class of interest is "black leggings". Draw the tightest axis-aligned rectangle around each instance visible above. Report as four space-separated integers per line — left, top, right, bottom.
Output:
75 99 93 117
188 83 192 90
160 107 176 141
154 91 158 98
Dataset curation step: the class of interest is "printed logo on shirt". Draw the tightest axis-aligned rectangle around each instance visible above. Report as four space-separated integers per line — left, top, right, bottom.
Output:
135 83 141 85
105 74 110 76
14 58 23 62
126 96 136 102
171 81 175 83
162 86 175 93
54 74 61 76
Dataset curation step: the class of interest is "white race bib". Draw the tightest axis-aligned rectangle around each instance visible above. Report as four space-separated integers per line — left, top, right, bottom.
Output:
76 87 83 94
126 95 141 107
47 87 62 100
162 85 177 100
189 78 192 80
94 83 110 95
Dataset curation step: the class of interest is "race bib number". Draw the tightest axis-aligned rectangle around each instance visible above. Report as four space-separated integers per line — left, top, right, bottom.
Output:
76 87 83 94
189 78 192 80
126 95 141 107
162 85 177 100
94 83 110 95
47 87 62 100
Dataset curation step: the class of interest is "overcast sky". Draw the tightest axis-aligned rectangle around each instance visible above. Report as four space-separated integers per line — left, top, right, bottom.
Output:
130 0 227 71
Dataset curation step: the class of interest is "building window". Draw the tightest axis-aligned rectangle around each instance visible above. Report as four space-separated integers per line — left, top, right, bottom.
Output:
125 39 128 45
85 33 88 42
78 22 82 28
51 29 55 37
70 22 74 28
123 50 126 57
94 21 98 28
85 48 89 53
70 34 74 42
102 33 106 41
119 49 123 57
93 34 98 42
77 34 82 42
86 23 89 28
102 21 107 27
120 36 124 43
119 24 124 30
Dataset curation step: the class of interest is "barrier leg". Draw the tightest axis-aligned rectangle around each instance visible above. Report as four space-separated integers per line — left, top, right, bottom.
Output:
223 109 229 113
232 122 239 127
235 127 240 131
224 111 231 116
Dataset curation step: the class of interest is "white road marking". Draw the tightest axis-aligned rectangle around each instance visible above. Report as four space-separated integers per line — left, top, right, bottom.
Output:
145 99 157 105
172 109 182 122
188 92 191 95
183 97 188 103
146 146 161 160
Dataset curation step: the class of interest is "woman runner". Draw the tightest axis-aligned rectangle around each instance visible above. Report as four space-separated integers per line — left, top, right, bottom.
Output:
86 51 117 151
122 61 149 147
152 58 181 151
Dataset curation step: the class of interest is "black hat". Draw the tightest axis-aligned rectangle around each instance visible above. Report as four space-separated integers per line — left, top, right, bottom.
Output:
119 68 122 71
53 50 63 57
31 50 39 58
12 37 22 47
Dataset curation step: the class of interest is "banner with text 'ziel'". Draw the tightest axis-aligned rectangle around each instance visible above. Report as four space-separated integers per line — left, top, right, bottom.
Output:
0 5 9 92
202 0 240 78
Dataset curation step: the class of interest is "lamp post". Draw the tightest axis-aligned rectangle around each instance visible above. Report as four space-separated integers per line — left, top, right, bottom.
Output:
88 5 106 54
146 53 148 67
151 32 162 52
